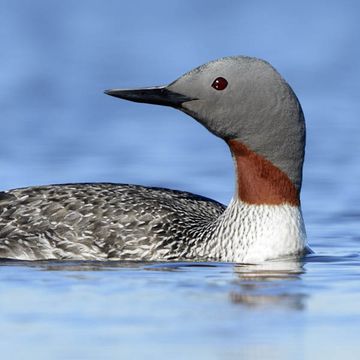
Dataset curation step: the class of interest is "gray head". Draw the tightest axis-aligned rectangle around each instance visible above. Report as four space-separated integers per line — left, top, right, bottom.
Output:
105 56 305 190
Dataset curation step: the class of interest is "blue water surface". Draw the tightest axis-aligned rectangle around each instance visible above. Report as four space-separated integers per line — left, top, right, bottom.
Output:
0 1 360 359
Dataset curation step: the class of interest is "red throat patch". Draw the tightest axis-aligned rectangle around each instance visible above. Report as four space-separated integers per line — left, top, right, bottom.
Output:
227 139 300 206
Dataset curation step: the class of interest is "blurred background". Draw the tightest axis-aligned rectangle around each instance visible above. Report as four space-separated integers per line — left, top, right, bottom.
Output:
1 2 360 359
0 0 360 247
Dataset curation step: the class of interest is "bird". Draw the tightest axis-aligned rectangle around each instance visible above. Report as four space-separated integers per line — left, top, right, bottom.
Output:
0 56 309 262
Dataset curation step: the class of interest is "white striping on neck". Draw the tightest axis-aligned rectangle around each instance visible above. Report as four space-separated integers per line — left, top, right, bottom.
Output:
204 198 307 263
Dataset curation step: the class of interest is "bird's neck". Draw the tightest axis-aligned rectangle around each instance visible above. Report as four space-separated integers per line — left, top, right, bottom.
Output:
197 139 306 263
227 139 300 206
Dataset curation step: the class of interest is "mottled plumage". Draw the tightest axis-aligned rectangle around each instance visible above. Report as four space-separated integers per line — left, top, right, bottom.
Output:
0 184 225 260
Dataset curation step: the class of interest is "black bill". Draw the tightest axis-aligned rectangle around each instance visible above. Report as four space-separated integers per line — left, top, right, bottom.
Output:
104 86 196 108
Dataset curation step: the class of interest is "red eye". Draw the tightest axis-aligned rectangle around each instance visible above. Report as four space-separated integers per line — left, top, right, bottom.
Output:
211 77 228 90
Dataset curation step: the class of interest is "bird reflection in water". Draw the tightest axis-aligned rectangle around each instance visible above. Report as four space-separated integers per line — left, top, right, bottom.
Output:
230 260 306 310
0 258 307 311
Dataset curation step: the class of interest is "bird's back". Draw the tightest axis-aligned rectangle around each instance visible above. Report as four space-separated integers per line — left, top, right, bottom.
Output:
0 183 225 260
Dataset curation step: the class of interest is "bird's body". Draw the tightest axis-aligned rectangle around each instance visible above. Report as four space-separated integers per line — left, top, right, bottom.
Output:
0 56 310 262
0 184 224 261
0 183 306 262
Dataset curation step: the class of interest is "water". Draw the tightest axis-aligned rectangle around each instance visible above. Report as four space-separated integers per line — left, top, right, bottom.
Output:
1 257 359 359
1 1 360 359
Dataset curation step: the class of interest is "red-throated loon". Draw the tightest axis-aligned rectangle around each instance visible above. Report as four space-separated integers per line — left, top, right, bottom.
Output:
0 56 309 262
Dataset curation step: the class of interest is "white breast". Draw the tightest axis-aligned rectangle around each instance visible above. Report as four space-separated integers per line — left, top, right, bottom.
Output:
205 198 307 263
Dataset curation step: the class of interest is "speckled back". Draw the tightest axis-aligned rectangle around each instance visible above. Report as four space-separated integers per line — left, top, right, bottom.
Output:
0 183 225 260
